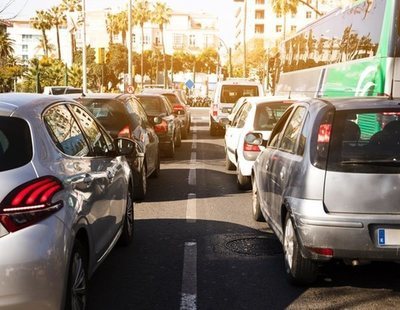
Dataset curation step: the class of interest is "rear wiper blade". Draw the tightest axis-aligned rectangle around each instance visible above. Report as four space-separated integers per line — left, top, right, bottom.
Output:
341 159 400 166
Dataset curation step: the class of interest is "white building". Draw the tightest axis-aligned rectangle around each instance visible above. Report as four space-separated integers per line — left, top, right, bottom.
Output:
7 19 72 65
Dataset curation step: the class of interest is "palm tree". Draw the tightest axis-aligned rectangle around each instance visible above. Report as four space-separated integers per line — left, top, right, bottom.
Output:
48 6 67 60
152 2 171 88
0 31 14 67
31 10 52 57
132 0 151 89
271 0 298 40
117 11 128 46
60 0 82 63
106 13 119 45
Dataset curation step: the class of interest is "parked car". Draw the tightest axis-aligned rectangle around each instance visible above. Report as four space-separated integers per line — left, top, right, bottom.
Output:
141 88 191 138
136 93 182 158
252 97 400 285
43 86 84 95
209 78 265 136
224 96 294 189
0 93 135 309
74 93 160 201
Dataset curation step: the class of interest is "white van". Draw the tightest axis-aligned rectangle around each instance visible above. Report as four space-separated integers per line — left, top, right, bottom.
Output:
209 79 264 135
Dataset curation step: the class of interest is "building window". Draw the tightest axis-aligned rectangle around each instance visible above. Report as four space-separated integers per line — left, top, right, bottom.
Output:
22 44 28 52
141 35 149 45
276 25 282 33
255 24 264 34
189 34 196 47
155 37 160 46
22 55 28 62
306 11 312 18
291 25 297 32
132 33 136 43
22 34 32 42
255 0 265 4
173 33 184 48
276 13 282 18
255 10 264 19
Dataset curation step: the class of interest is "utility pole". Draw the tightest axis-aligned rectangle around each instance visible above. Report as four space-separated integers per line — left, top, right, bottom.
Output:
243 0 247 78
128 0 133 88
82 0 87 93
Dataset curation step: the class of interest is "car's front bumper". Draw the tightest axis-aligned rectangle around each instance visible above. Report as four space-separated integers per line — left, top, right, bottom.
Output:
288 198 400 262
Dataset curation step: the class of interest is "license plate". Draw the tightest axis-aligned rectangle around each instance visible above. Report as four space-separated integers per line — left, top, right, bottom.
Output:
377 228 400 246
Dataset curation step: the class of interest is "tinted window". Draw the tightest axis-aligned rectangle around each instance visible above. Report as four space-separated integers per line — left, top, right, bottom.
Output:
138 96 167 115
327 109 400 173
254 102 291 130
221 85 259 103
44 104 89 156
163 93 179 105
71 105 110 156
268 107 294 148
0 117 32 171
280 107 306 153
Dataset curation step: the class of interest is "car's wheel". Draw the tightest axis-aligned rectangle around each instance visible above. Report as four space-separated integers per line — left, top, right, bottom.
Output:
283 214 317 285
119 189 134 246
134 164 147 201
150 151 160 178
225 151 235 171
237 165 251 190
210 118 218 136
166 138 175 158
175 127 182 147
181 125 188 139
65 240 88 310
252 176 264 222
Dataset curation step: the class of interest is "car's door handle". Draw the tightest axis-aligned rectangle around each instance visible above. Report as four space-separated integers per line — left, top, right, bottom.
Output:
83 174 94 185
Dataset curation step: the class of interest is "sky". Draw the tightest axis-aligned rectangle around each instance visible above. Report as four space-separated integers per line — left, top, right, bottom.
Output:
3 0 237 44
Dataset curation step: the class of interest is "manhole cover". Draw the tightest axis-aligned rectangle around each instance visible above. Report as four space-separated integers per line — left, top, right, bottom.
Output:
225 236 283 256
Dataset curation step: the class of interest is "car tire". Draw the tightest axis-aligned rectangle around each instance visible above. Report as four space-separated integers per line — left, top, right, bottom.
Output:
65 240 88 310
210 117 218 136
237 165 251 190
176 127 182 147
134 165 147 201
150 151 160 178
119 189 134 246
283 214 317 285
252 176 264 222
181 125 188 139
225 151 235 171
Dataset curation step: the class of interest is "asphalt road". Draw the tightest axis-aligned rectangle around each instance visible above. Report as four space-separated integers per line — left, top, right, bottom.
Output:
88 107 400 310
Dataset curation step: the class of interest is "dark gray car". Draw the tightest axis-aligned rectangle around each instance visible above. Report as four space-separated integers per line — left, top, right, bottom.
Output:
252 97 400 284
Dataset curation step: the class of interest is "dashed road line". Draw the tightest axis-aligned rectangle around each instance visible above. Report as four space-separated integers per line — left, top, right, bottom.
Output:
180 241 197 310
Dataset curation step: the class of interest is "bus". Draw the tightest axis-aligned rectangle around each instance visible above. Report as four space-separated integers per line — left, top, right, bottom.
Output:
274 0 400 99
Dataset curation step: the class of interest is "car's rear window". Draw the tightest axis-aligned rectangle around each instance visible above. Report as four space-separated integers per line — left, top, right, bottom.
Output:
327 109 400 173
221 85 259 103
254 102 291 131
0 117 32 171
162 93 179 104
137 96 166 115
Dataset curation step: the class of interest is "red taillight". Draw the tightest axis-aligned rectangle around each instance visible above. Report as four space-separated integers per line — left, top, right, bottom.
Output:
0 176 63 232
154 120 168 134
317 124 332 143
173 104 184 112
118 125 131 138
243 143 261 152
308 247 334 257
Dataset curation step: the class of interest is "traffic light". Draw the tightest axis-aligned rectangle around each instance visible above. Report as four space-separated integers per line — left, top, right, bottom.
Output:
95 47 105 64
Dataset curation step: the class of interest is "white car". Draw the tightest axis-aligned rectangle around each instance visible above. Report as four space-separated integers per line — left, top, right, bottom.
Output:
224 96 294 189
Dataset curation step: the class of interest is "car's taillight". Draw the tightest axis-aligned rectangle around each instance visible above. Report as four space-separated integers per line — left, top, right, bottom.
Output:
154 120 168 134
118 125 131 138
0 176 63 232
212 104 218 117
308 247 334 257
243 132 263 160
173 104 184 112
317 124 332 143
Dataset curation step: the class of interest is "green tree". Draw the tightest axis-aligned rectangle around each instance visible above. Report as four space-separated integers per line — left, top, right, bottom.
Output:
31 10 52 57
106 13 119 45
117 11 128 46
271 0 323 18
0 31 14 67
60 0 82 63
132 0 151 89
48 6 67 60
197 48 218 73
68 63 82 87
152 2 171 87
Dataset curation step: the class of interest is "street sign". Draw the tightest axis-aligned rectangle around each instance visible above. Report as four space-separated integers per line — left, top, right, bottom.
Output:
126 85 135 94
185 79 195 89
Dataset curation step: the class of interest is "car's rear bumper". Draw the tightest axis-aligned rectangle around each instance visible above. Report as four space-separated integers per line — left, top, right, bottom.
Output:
288 198 400 262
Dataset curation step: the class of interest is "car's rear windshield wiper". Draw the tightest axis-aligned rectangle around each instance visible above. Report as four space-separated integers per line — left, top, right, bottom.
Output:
341 159 400 166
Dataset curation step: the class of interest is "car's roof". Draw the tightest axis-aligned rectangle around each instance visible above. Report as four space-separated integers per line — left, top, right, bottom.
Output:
242 95 305 105
218 79 262 86
136 93 165 98
67 93 131 100
319 97 400 110
141 88 178 95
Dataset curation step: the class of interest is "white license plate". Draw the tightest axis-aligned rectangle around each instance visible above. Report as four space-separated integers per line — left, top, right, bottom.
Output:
377 228 400 246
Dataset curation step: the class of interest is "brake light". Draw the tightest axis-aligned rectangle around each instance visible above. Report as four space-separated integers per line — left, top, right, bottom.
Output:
317 124 332 143
243 133 263 160
243 143 261 152
173 104 184 112
212 104 218 117
0 176 63 232
154 120 168 134
118 125 131 138
308 247 334 257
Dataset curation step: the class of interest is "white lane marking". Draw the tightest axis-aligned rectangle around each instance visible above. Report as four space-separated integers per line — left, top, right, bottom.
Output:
180 242 197 310
188 168 196 186
190 151 196 164
186 193 197 223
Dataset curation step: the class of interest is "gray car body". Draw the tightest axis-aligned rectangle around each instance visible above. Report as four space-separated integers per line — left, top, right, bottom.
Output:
253 97 400 262
0 93 133 309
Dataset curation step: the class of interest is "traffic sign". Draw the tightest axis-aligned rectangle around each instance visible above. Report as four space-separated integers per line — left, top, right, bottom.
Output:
126 85 135 94
185 79 195 89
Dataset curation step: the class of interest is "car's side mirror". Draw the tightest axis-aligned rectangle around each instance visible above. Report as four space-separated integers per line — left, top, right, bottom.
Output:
115 137 136 156
219 117 230 127
153 116 162 125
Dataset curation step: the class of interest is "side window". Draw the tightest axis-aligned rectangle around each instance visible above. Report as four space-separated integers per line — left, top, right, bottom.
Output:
43 104 90 157
297 113 309 156
236 103 251 128
132 98 149 125
280 106 307 153
268 107 294 148
124 99 141 128
162 98 172 114
231 104 247 127
70 105 110 156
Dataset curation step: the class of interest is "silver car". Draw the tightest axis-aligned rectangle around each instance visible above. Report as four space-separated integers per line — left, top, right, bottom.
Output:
0 93 135 309
252 97 400 284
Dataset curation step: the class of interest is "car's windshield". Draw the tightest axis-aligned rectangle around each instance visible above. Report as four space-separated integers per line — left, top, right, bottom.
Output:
221 85 259 103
